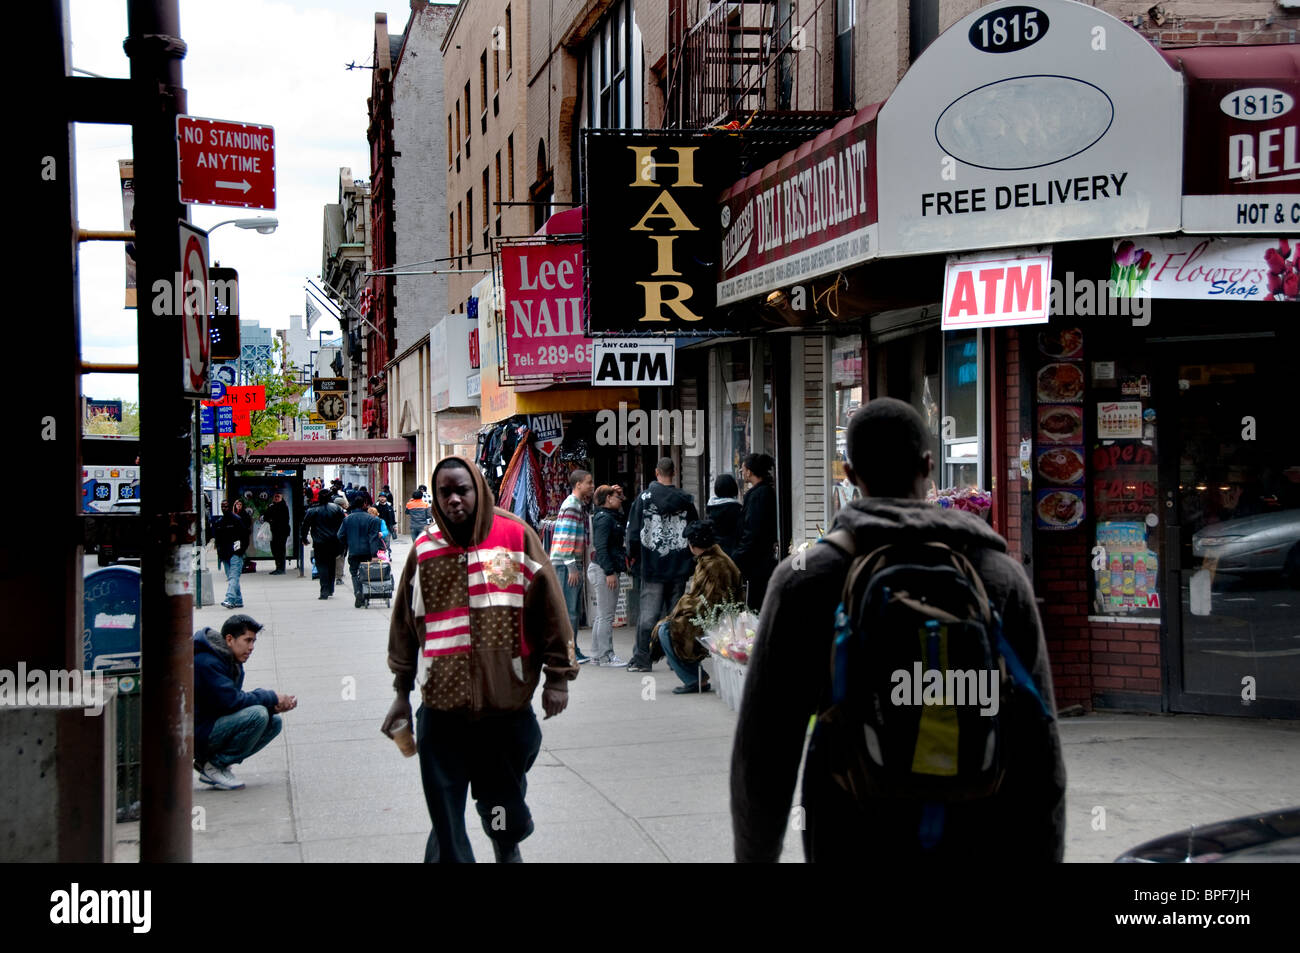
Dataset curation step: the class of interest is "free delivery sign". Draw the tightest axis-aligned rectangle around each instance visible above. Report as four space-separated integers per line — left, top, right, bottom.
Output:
942 250 1052 329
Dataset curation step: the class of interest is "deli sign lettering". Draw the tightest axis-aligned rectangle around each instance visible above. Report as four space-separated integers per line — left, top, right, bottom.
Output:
1179 47 1300 232
718 107 878 306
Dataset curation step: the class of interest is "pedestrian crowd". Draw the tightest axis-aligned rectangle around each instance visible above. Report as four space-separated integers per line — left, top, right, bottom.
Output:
196 405 1063 864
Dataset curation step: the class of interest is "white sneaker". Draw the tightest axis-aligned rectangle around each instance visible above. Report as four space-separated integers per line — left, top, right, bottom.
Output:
199 761 245 790
601 653 628 668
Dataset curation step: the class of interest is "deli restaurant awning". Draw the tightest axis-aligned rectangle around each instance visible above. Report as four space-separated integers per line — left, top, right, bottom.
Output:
717 102 880 306
1161 43 1300 234
237 438 415 466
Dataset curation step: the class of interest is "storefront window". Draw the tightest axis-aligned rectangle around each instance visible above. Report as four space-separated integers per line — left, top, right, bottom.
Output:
830 335 863 515
873 327 941 440
942 330 982 490
715 342 752 477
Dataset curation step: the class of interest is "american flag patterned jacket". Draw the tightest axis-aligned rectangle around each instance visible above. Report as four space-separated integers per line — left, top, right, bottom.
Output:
388 463 578 714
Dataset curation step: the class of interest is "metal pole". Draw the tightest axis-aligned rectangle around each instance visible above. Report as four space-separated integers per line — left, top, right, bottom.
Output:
127 0 194 862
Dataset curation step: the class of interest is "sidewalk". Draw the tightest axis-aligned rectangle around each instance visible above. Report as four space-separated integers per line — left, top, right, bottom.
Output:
114 540 1300 863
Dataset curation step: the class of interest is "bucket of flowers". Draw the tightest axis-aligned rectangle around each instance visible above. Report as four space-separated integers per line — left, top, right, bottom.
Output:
928 485 992 521
693 601 759 711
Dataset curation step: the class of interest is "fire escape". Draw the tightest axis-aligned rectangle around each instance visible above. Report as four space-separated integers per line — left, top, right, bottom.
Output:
666 1 850 164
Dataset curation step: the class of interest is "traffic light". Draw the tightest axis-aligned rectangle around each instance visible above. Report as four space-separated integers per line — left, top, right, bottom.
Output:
209 266 241 361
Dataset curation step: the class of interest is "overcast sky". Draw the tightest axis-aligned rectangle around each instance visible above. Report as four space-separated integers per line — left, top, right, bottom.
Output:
71 0 433 403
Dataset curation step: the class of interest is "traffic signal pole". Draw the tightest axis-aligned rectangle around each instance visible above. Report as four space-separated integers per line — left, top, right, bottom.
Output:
126 0 195 862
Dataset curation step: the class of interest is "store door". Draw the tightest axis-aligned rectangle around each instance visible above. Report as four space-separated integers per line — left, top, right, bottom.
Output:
1162 340 1300 718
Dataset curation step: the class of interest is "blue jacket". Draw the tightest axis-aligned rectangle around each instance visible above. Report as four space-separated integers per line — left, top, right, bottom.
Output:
337 508 383 557
193 628 277 761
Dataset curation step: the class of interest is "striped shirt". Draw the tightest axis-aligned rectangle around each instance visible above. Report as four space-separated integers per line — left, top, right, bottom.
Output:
548 493 587 566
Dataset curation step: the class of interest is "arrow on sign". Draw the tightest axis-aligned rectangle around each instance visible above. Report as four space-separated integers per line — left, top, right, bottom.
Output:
536 440 558 457
215 180 252 193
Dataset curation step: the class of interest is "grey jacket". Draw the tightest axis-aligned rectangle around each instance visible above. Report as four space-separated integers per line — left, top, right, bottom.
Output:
730 497 1066 863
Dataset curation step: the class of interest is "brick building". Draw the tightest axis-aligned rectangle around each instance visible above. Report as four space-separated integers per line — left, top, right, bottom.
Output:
433 0 1299 718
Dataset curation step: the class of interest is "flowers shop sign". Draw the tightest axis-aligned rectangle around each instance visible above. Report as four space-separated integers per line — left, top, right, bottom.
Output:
1111 236 1300 301
876 0 1182 257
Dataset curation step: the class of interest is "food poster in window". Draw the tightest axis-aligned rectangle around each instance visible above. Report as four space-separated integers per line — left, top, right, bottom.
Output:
1034 325 1086 530
1089 357 1161 619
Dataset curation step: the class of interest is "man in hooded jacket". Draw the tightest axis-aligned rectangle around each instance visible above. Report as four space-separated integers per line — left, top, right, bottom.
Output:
625 456 699 672
383 456 578 863
730 398 1066 862
193 613 296 790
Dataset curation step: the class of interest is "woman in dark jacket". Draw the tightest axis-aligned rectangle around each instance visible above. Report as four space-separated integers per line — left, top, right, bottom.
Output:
705 473 743 558
587 484 628 666
733 453 778 611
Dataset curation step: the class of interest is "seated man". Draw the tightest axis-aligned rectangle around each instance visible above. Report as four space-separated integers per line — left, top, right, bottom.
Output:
656 519 742 695
193 614 297 790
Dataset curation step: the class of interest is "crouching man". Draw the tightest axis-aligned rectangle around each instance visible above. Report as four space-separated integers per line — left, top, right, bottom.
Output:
193 614 298 790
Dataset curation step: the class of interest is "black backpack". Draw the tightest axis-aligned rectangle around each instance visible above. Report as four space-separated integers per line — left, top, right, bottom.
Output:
809 530 1051 834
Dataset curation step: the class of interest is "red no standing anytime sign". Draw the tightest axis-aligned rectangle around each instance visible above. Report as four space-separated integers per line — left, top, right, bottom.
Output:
177 115 276 210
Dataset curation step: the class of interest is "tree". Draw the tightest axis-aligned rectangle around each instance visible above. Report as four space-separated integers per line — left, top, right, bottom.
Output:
84 400 140 436
243 337 306 451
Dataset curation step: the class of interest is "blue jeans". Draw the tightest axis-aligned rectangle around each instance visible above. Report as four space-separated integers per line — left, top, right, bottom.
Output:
632 578 686 668
553 560 584 657
224 553 245 606
206 705 282 768
659 619 703 689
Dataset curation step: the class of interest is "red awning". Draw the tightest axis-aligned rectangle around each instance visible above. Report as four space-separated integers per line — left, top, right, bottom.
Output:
1160 44 1300 233
1160 43 1300 79
237 438 415 466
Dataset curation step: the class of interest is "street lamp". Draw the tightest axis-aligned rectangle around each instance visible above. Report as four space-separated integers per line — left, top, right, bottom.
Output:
206 216 279 235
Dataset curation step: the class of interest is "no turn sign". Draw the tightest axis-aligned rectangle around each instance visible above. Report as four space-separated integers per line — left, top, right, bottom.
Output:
179 221 211 398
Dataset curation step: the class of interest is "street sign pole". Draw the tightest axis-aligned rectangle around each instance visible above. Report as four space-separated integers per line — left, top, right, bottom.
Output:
128 0 194 862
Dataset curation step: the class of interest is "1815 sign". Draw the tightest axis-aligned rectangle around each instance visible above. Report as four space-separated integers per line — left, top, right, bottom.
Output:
969 6 1048 53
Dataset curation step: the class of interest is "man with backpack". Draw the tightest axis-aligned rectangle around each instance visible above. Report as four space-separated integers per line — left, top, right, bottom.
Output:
730 398 1065 862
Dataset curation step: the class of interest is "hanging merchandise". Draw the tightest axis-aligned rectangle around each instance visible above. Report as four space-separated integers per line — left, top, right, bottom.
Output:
560 439 589 463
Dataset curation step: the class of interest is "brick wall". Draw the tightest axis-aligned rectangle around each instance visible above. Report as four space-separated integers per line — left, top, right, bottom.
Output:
444 0 532 315
393 4 453 352
1001 328 1023 561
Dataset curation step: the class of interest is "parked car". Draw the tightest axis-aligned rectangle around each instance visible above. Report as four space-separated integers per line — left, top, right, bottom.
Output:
1192 509 1300 584
1116 807 1300 862
97 499 142 566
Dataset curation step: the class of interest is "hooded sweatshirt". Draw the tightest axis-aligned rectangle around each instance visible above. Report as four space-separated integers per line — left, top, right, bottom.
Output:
387 457 578 714
705 496 743 557
626 481 699 584
193 628 278 761
730 497 1066 863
